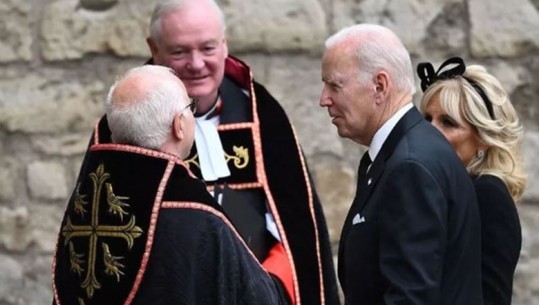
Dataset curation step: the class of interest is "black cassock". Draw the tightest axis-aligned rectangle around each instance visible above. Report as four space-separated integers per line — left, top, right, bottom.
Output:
52 144 284 305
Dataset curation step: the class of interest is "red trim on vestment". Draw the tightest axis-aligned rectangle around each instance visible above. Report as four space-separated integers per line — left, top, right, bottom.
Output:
290 123 325 303
91 143 197 179
207 182 263 193
125 160 175 305
216 122 254 131
93 118 101 145
238 59 301 304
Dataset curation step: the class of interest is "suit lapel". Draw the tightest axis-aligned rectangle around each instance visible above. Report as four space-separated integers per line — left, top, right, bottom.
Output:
339 107 424 264
355 107 424 213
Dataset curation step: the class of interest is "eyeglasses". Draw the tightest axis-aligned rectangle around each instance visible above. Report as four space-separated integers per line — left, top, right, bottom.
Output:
180 97 198 114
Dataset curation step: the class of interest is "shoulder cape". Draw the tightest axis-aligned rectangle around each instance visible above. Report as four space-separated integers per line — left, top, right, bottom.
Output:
53 144 280 305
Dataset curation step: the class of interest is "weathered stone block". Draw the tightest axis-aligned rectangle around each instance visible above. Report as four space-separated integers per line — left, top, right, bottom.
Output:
0 254 54 305
511 59 539 124
40 0 152 61
28 205 65 253
0 206 31 251
313 160 356 242
32 133 91 156
0 70 104 133
0 254 24 302
522 130 539 202
422 2 468 57
0 161 17 201
331 0 462 56
222 0 328 53
469 0 539 57
487 61 529 94
0 0 33 62
27 161 68 200
246 55 344 157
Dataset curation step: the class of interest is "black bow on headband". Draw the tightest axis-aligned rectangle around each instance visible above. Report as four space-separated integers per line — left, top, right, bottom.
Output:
417 57 465 92
417 57 496 120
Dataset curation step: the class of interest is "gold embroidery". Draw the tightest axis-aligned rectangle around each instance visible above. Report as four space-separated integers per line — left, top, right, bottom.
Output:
225 146 249 169
102 242 125 282
73 183 88 217
69 241 85 276
61 163 143 299
184 153 200 168
105 183 130 222
78 298 85 305
187 146 250 170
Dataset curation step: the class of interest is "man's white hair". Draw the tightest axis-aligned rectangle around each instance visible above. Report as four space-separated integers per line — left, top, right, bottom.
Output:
105 65 186 150
148 0 226 44
325 24 416 95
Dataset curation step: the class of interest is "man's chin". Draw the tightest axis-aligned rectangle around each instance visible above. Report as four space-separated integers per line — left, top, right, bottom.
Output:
185 87 210 98
336 128 350 139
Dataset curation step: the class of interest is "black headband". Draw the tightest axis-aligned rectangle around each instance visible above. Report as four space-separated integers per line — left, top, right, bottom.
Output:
417 57 496 120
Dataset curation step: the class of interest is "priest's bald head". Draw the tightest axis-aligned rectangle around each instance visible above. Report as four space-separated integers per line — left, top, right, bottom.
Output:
105 65 197 159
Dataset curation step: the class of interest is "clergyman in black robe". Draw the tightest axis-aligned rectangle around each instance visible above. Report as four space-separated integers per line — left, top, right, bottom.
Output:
52 65 285 305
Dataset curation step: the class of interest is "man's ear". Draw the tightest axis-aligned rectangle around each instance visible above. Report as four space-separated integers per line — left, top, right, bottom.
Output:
374 71 389 98
223 37 229 58
172 114 184 141
147 37 158 58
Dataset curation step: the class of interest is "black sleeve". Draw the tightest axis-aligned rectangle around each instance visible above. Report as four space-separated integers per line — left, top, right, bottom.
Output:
133 209 284 305
195 211 285 305
475 176 521 305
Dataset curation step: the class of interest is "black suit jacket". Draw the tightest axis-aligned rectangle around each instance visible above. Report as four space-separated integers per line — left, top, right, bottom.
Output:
338 107 483 305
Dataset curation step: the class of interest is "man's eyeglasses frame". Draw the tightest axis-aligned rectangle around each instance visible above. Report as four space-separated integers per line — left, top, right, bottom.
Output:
180 97 198 114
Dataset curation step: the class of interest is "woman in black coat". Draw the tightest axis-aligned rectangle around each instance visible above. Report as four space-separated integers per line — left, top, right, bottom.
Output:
417 57 527 305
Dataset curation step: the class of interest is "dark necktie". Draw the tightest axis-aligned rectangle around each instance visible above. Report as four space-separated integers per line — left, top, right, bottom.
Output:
357 151 372 186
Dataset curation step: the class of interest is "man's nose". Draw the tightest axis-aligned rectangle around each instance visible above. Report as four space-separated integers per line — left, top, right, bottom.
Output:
187 52 205 70
319 89 331 107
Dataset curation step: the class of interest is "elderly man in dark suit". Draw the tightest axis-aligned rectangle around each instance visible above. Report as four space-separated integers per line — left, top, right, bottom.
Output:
319 24 483 305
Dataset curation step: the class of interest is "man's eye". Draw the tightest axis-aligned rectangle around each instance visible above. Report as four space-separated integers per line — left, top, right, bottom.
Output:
328 83 341 91
203 46 216 54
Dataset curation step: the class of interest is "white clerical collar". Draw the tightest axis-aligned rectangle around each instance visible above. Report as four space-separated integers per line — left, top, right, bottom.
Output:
368 103 414 161
194 104 230 181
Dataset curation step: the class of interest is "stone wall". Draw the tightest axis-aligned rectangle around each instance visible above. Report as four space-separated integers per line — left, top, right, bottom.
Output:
0 0 537 304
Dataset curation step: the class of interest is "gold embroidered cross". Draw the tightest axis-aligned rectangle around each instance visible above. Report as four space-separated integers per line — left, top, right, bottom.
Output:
61 163 143 299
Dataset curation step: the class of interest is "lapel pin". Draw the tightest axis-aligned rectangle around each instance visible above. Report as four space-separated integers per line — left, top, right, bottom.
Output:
367 178 372 185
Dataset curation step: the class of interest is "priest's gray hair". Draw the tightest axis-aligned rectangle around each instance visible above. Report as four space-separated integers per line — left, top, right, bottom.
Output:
149 0 226 44
105 65 185 150
325 24 416 95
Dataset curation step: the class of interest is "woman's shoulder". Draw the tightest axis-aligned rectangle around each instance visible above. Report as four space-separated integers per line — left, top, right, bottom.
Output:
473 174 510 196
473 173 504 186
473 174 518 219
